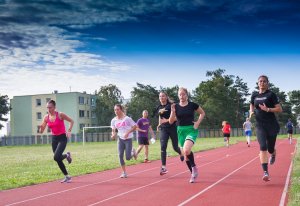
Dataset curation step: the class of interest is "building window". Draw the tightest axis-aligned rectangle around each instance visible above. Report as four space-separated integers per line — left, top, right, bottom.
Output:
47 127 51 133
37 126 41 133
36 112 42 120
36 99 41 106
79 96 84 104
79 124 85 130
79 110 85 117
91 98 96 106
91 111 96 118
87 111 90 118
46 98 51 104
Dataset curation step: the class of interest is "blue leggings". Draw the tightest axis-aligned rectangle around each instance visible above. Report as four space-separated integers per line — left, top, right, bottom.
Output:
118 138 133 166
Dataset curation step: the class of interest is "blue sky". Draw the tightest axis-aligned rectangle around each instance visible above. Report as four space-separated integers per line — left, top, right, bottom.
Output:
0 0 300 106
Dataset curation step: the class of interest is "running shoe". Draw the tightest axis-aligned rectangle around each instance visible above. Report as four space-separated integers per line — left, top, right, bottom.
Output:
189 175 196 183
144 159 151 163
120 172 128 178
131 148 137 160
189 166 198 183
160 168 168 175
61 176 72 183
269 151 276 165
66 152 72 164
262 171 270 182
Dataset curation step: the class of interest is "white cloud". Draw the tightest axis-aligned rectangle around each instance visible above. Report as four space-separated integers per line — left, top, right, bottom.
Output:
0 66 135 98
0 23 133 100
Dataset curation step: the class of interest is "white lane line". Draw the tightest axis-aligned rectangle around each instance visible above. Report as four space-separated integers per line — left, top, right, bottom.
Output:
5 144 251 206
177 141 287 206
87 149 251 206
3 145 227 193
178 155 259 206
5 166 160 206
279 139 298 206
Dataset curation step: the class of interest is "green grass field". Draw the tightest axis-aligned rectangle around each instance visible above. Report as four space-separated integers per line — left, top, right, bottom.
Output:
288 137 300 206
0 135 299 205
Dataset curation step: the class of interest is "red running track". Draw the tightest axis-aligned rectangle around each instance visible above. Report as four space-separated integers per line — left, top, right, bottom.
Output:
0 139 296 206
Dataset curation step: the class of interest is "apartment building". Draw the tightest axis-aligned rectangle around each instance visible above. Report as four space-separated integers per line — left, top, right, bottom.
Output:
10 91 97 136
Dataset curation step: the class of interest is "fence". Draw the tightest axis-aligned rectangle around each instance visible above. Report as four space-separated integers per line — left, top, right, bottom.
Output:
1 127 299 146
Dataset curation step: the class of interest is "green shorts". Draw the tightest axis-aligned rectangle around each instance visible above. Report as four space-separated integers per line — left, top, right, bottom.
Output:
177 125 198 147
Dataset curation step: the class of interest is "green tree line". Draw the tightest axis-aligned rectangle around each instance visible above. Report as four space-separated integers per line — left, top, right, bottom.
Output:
94 69 300 129
2 69 299 132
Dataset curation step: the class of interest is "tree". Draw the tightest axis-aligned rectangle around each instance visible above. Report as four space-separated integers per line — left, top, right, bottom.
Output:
232 76 251 127
288 90 300 125
270 85 292 127
193 69 250 129
288 90 300 120
95 84 123 126
126 83 159 125
0 94 11 130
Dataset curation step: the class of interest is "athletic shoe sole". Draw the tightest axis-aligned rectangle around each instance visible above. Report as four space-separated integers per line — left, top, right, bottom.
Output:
66 152 72 164
160 170 168 175
262 175 270 182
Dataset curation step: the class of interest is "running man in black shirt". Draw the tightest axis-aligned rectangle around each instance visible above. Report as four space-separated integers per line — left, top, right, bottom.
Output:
169 87 205 183
157 92 184 175
250 75 282 182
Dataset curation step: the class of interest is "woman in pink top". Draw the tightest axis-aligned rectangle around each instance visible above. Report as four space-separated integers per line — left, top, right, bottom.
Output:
39 100 74 183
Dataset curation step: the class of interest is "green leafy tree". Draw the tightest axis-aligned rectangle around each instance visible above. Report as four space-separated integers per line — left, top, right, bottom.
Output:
126 83 159 125
0 94 11 130
193 69 250 128
232 76 251 127
95 84 123 126
288 90 300 124
270 86 291 127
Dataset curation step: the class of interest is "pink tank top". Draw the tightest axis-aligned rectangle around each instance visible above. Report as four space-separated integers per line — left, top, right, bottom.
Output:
47 112 66 135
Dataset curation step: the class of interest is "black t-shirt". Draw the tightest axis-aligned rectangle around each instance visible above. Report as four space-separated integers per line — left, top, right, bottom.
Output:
157 103 176 127
175 102 199 126
250 90 280 126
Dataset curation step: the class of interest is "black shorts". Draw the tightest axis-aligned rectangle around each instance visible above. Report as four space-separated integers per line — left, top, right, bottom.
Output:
223 133 230 138
138 136 149 145
287 129 293 134
256 125 277 153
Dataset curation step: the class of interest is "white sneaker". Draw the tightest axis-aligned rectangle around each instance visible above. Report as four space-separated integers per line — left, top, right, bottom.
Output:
120 172 128 178
189 175 196 183
60 176 71 183
189 166 198 183
262 171 270 182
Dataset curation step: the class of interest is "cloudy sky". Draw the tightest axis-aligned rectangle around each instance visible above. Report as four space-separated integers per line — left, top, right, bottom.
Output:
1 0 300 130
